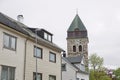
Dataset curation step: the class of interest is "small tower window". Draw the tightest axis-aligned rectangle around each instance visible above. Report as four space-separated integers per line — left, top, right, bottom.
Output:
73 45 76 52
79 45 82 52
74 28 79 31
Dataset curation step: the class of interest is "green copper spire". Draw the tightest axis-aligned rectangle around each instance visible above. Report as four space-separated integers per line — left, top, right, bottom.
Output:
68 14 87 32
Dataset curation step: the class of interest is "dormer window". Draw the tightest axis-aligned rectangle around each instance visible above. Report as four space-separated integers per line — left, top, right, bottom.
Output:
44 32 52 42
28 28 53 42
48 34 52 41
44 32 48 40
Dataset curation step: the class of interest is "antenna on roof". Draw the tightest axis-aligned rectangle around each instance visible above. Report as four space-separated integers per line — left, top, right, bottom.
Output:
76 8 78 15
17 15 24 23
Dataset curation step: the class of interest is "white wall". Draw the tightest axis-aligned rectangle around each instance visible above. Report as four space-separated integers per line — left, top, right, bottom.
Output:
62 59 77 80
74 64 85 72
77 72 89 80
25 40 62 80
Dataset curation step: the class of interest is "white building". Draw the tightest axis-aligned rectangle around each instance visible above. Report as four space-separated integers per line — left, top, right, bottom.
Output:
62 57 77 80
0 12 63 80
62 55 89 80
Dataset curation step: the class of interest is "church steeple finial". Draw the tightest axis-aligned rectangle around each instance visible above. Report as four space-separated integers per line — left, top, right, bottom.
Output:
76 8 78 15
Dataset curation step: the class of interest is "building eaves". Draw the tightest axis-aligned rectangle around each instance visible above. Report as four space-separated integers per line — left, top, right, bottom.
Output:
0 12 64 52
0 12 29 35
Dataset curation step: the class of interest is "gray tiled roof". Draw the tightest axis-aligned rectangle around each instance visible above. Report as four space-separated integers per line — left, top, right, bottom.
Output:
62 57 78 71
0 12 63 51
0 12 29 35
67 54 84 63
63 56 89 74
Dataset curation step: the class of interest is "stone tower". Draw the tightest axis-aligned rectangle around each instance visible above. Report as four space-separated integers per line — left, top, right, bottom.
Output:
67 14 89 66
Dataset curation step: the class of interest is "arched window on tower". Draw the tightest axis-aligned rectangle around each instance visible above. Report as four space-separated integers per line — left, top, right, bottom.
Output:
73 45 76 52
79 45 82 52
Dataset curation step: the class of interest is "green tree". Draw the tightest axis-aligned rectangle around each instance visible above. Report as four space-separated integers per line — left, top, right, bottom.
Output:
89 70 95 80
89 53 111 80
89 53 103 72
100 75 112 80
89 69 111 80
114 68 120 80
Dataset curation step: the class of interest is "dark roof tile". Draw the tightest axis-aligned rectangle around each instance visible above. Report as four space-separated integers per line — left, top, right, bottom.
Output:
67 54 84 63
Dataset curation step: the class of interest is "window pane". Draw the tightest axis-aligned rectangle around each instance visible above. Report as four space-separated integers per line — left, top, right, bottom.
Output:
44 32 47 40
9 67 15 80
37 74 41 80
33 73 42 80
49 52 56 62
1 66 15 80
36 48 42 58
4 34 10 48
11 37 16 50
1 66 8 80
33 73 36 80
62 64 66 71
34 47 42 58
48 35 51 41
49 75 56 80
3 33 17 50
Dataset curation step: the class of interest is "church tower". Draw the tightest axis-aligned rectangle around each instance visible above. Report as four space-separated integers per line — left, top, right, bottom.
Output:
67 14 89 66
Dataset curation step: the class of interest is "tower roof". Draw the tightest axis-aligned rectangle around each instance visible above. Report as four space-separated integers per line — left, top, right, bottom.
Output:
68 14 87 32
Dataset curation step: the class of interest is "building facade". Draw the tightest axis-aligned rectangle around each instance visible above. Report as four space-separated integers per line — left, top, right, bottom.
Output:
62 55 89 80
0 12 63 80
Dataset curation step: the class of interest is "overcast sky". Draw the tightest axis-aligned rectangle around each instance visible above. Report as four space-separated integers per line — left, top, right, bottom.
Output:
0 0 120 69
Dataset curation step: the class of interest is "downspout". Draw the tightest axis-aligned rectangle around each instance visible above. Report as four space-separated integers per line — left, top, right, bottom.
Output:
61 53 62 80
76 71 77 80
76 70 79 80
23 39 28 80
